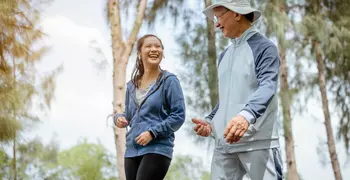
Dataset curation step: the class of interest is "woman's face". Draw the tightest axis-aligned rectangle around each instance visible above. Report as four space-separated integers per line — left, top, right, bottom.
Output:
139 36 163 68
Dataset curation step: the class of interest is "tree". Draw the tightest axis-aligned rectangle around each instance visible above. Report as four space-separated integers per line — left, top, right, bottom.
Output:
0 136 60 179
322 0 350 154
107 1 146 179
0 0 60 179
0 137 118 180
57 138 117 180
106 1 184 179
0 0 60 139
175 0 228 146
176 0 228 115
299 1 345 179
262 1 300 179
0 147 12 179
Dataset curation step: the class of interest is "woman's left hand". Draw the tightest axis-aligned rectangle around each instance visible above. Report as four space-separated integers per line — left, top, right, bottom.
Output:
135 131 153 146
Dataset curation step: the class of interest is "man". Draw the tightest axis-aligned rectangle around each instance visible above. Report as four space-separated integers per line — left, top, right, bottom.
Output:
192 0 283 179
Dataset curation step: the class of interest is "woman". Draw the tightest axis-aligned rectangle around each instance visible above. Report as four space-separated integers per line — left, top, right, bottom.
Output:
114 34 186 180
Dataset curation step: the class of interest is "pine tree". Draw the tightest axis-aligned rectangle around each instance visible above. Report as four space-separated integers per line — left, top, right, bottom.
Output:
322 0 350 154
262 1 300 179
299 0 345 179
1 1 61 179
174 0 228 146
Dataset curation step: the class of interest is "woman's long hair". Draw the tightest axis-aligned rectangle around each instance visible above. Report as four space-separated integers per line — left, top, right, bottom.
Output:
131 34 164 89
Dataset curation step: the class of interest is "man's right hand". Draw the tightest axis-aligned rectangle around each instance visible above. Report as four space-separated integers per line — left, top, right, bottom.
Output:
192 118 212 137
116 116 128 128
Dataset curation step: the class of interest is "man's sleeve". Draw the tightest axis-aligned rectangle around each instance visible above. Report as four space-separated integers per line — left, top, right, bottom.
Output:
204 103 219 122
238 45 280 124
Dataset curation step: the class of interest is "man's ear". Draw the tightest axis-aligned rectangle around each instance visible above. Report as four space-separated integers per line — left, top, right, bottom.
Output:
235 13 242 21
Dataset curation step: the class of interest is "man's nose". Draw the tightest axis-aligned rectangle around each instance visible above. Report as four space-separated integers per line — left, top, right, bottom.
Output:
216 22 221 28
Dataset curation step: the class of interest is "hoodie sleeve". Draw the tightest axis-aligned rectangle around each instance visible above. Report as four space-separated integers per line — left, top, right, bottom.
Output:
148 76 186 138
239 45 280 124
113 87 130 125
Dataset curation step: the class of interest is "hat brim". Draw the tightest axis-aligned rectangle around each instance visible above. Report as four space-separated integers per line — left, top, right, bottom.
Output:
203 2 261 22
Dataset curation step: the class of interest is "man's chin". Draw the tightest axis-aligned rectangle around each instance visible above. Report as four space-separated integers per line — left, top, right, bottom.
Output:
223 32 235 39
222 30 230 38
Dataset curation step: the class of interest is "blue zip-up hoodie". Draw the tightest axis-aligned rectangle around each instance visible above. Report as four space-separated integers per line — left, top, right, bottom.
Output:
114 71 185 159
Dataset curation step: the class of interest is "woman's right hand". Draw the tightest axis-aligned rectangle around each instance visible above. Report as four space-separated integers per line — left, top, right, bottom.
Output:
116 116 128 128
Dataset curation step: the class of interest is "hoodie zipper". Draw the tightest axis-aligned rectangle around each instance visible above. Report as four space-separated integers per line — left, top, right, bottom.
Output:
129 74 172 124
129 74 171 150
136 75 171 110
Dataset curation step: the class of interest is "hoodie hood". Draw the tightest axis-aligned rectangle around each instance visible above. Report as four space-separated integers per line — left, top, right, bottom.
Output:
127 70 175 93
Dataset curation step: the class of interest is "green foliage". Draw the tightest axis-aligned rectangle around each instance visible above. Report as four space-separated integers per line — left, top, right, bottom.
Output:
165 155 210 180
323 1 350 153
0 0 61 143
105 0 185 41
0 137 118 180
1 137 212 180
0 136 60 179
262 0 292 47
144 0 185 27
175 2 228 115
174 1 228 147
16 137 60 179
298 0 350 153
58 138 117 180
0 147 12 179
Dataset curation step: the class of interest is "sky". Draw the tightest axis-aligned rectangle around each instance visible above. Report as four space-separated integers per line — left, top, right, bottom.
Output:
29 0 350 179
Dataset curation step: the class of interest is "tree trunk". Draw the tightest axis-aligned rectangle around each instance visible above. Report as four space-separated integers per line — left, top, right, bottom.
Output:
109 1 126 179
109 0 147 179
113 58 127 180
204 0 219 108
11 52 17 180
12 138 17 180
315 42 343 180
279 45 299 180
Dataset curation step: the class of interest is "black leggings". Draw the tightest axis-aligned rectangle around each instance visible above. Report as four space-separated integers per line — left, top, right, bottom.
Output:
124 153 171 180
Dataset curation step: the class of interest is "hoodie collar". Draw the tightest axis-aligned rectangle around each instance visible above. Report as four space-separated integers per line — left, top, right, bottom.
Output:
230 26 257 47
127 70 174 93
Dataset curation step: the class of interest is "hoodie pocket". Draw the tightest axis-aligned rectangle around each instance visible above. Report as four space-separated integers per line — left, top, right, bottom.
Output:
240 124 258 141
212 103 260 145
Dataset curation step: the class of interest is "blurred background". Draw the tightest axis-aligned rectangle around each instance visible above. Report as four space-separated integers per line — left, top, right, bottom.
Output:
1 0 350 179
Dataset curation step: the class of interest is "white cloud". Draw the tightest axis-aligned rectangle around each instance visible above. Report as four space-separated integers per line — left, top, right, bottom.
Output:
41 15 105 46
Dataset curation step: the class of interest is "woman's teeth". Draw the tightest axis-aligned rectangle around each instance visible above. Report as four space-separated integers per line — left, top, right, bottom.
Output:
149 55 159 58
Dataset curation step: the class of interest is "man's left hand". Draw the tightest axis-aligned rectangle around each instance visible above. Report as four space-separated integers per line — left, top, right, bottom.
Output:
224 115 249 144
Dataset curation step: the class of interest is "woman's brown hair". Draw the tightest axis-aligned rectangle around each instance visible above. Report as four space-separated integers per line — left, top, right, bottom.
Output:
131 34 164 89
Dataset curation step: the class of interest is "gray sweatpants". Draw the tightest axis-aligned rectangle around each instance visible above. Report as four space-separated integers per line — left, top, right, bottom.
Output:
211 148 283 180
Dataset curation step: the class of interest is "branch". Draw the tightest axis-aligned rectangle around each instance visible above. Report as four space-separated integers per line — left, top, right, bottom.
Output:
108 0 123 45
124 0 147 59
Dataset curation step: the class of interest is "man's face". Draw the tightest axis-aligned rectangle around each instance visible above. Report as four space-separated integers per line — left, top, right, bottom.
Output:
213 6 240 38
